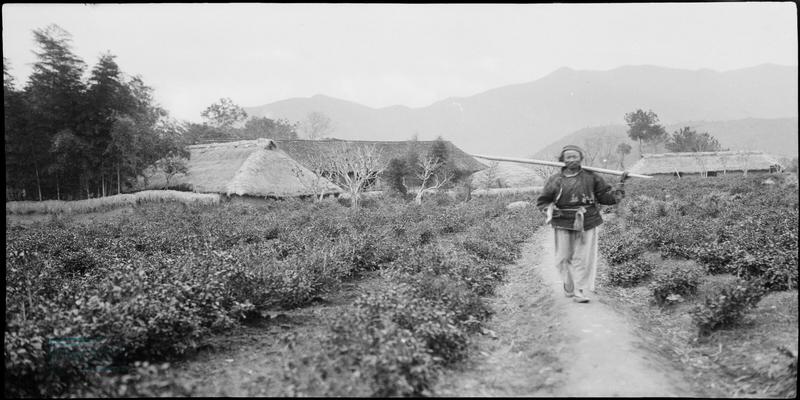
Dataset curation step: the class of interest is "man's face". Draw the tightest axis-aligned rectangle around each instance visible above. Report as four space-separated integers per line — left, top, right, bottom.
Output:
563 150 582 164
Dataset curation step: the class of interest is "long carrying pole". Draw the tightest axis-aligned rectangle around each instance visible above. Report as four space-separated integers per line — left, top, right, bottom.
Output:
472 154 653 179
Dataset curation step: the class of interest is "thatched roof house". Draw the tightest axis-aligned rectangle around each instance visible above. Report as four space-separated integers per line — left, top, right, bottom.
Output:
141 139 342 197
629 151 783 177
275 139 487 175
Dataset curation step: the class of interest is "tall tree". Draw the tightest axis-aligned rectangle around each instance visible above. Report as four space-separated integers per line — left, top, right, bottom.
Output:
48 129 91 199
105 116 140 194
5 25 187 200
665 126 724 152
98 74 187 195
382 158 410 196
624 109 667 155
85 53 131 196
239 116 298 140
201 97 247 131
23 24 88 200
4 58 33 200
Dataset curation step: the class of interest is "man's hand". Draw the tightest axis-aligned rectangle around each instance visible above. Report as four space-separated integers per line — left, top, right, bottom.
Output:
619 171 630 183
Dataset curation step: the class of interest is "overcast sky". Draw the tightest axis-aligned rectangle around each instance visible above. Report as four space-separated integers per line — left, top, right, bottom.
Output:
3 3 797 123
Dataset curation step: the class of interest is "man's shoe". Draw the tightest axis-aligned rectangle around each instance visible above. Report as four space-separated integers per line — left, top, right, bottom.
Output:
573 290 590 303
563 283 575 297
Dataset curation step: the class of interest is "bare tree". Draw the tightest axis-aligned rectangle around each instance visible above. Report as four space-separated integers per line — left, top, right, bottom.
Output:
580 136 603 167
156 152 188 189
301 111 334 140
479 161 502 190
593 136 621 169
738 152 752 177
414 154 454 205
616 143 632 169
693 154 708 177
325 143 386 209
290 158 334 202
717 153 729 175
533 165 559 181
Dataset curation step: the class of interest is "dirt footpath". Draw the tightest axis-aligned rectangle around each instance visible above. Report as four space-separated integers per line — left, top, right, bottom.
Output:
435 226 696 397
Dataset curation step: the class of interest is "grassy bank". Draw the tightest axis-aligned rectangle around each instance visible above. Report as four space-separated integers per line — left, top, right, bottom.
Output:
6 190 221 215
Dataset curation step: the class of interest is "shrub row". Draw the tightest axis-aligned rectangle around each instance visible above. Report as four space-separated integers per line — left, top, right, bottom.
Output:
603 173 797 335
281 201 543 396
614 174 797 292
5 195 540 397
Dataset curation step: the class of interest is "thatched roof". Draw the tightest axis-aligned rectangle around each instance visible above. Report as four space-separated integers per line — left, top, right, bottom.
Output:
629 151 783 175
142 139 342 197
274 139 487 174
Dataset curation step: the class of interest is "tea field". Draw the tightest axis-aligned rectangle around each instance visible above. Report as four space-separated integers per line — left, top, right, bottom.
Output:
597 173 798 397
5 194 543 397
5 173 798 397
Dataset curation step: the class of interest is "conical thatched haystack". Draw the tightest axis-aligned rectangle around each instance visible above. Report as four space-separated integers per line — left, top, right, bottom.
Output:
142 139 342 197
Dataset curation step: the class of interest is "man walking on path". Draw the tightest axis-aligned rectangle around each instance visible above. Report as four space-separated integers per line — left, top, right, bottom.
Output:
536 145 628 303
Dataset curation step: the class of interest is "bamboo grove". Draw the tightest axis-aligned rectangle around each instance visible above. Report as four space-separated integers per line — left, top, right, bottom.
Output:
4 24 187 201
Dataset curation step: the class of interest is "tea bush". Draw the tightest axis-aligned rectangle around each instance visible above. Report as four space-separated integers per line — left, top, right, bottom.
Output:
691 277 767 336
598 223 648 265
606 257 655 287
281 196 543 396
649 262 707 305
73 361 194 397
619 174 798 292
321 289 440 397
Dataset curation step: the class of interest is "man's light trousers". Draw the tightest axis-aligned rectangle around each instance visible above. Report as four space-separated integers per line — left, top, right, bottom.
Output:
554 226 599 293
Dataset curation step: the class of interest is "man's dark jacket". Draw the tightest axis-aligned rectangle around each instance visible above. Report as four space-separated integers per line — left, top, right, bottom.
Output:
535 168 623 231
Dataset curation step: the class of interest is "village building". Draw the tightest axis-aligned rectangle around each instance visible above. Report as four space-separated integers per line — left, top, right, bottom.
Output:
629 150 784 178
139 138 342 199
140 138 487 199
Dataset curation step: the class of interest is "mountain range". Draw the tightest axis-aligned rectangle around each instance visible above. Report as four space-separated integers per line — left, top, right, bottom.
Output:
243 64 798 158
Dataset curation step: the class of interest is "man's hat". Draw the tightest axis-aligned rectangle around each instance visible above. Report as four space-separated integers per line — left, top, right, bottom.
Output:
561 144 584 157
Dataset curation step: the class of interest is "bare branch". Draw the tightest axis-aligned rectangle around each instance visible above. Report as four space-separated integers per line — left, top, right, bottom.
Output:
290 158 333 201
414 154 454 204
325 143 386 209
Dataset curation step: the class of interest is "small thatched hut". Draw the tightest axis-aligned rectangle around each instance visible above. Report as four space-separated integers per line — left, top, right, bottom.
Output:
141 138 342 198
629 151 783 178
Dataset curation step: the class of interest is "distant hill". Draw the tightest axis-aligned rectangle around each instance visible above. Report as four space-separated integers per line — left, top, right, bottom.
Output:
533 117 799 166
244 64 798 158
